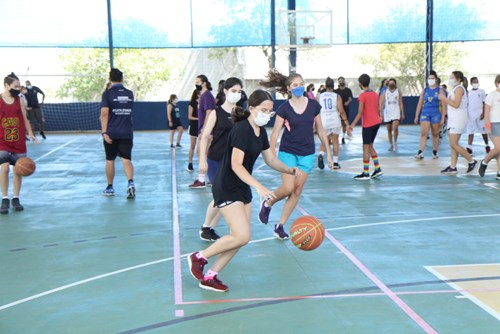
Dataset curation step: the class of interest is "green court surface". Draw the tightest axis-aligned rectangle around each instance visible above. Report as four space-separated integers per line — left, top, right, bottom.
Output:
0 126 499 334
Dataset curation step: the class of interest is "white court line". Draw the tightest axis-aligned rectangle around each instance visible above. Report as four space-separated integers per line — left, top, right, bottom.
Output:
32 137 80 162
2 213 498 312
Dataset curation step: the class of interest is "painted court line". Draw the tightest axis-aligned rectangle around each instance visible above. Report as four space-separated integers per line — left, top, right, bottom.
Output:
32 137 80 162
297 205 438 334
170 148 185 317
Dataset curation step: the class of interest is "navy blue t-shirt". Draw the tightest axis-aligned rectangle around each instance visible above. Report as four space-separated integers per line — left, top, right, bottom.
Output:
101 84 134 139
276 99 321 156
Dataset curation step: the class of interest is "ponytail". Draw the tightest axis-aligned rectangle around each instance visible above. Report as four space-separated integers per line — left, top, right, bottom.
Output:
260 69 303 98
231 89 273 123
231 106 251 123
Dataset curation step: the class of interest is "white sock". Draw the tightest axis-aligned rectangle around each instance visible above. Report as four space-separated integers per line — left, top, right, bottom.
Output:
319 151 324 156
198 174 205 182
333 156 338 163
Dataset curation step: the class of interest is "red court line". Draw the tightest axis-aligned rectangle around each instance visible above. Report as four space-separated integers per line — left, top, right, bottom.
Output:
296 205 438 334
171 148 184 317
177 287 500 306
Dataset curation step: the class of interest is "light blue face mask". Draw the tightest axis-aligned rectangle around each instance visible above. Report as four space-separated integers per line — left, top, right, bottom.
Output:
291 86 305 97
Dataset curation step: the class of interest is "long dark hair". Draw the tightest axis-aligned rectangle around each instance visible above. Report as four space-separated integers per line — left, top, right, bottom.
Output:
197 74 213 91
168 94 177 105
452 71 468 91
232 89 273 123
260 69 303 98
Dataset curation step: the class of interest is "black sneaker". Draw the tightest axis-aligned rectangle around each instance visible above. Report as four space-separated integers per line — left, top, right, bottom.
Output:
176 143 182 148
478 160 488 177
333 162 341 169
274 224 289 240
127 184 136 199
199 227 212 242
209 228 221 241
441 166 457 174
0 198 10 214
258 200 271 225
466 160 478 173
11 198 24 211
496 172 500 180
170 144 175 148
371 168 383 178
318 155 324 170
341 138 346 145
40 131 46 139
466 148 473 156
187 163 194 172
353 172 371 180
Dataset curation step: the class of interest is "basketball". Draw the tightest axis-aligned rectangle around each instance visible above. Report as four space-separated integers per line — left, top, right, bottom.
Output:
290 216 325 251
14 157 36 176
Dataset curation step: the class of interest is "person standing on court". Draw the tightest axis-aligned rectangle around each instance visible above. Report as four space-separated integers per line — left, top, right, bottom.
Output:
348 74 383 180
24 80 46 139
0 73 38 214
188 89 299 292
258 69 333 240
187 89 200 172
379 78 405 152
189 74 215 189
167 94 183 148
334 76 353 144
439 71 477 174
466 77 490 155
100 68 136 199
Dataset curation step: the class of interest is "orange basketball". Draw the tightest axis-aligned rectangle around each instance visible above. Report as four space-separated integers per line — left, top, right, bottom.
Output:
14 157 36 176
290 216 325 251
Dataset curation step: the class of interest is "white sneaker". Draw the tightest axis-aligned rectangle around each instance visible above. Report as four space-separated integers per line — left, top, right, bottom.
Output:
394 144 398 151
414 152 424 160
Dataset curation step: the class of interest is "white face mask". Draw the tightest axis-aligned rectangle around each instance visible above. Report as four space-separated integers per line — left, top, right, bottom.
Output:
448 78 457 87
427 79 436 86
226 92 241 104
472 83 479 89
254 111 271 127
497 84 500 90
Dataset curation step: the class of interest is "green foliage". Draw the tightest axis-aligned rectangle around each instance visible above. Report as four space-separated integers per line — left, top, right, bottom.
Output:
56 49 172 101
359 43 465 95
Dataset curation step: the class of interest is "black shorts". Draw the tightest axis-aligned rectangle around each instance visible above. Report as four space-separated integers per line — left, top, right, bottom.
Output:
169 117 182 130
104 138 133 160
362 124 380 145
189 121 198 137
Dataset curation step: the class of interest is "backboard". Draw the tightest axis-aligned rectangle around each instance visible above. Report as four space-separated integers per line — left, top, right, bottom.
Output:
277 10 333 49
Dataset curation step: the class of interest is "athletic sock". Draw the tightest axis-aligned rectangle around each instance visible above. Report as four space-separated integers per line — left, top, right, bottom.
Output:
196 252 207 261
204 270 218 280
198 174 205 183
333 156 339 163
372 155 380 169
363 160 369 174
319 151 324 156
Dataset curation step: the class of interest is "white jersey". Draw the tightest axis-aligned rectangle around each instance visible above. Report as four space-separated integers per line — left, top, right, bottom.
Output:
383 88 401 122
318 91 341 130
467 88 485 119
447 85 468 134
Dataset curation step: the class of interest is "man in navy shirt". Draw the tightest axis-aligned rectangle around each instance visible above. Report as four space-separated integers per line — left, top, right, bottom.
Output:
25 80 46 139
100 68 135 198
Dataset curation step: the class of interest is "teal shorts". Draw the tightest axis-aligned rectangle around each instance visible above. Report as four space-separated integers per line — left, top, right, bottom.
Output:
278 151 315 174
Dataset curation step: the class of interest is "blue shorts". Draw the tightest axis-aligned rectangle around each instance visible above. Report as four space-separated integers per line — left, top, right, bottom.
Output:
278 151 315 174
420 111 442 124
207 158 221 184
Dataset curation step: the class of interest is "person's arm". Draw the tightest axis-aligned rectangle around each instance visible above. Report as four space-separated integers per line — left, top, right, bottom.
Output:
20 100 38 143
167 104 173 127
37 87 45 104
414 90 424 124
345 89 353 106
480 93 486 120
379 92 386 116
315 114 333 169
349 98 364 129
337 95 350 128
231 147 276 200
188 104 198 121
484 103 491 134
439 88 447 126
441 86 463 108
269 115 284 156
198 109 217 173
399 89 405 120
100 107 112 144
261 148 297 175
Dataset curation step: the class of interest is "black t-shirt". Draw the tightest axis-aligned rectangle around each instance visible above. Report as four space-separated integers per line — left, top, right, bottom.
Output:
212 119 270 206
208 107 234 161
101 84 134 139
334 87 353 111
25 86 44 108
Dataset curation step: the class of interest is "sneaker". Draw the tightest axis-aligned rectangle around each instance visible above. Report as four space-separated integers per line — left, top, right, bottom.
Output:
478 160 488 177
0 198 10 214
189 180 206 189
441 166 458 174
205 181 212 187
210 228 220 241
432 151 439 159
388 145 394 152
353 172 371 180
394 144 398 152
187 163 194 172
187 252 207 281
371 168 383 178
199 227 213 242
176 143 182 148
466 160 478 173
170 144 175 148
318 154 325 170
127 185 136 199
347 133 353 140
414 152 424 160
496 172 500 180
11 198 24 211
258 200 271 225
333 162 341 169
486 146 491 154
341 138 346 145
103 186 115 196
466 147 473 156
274 224 289 240
199 275 228 292
40 131 46 139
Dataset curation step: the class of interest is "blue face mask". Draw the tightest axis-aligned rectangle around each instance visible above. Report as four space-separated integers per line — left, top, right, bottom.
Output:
291 86 305 97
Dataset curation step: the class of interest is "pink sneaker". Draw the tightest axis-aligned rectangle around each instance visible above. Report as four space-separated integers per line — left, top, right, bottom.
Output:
189 180 206 189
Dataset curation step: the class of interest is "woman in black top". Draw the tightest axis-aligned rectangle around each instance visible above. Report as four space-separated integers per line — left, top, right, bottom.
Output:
167 94 183 148
188 90 299 292
198 77 243 242
187 89 200 172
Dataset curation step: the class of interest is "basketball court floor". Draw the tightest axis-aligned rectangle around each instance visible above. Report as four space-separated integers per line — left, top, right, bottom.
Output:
0 126 499 333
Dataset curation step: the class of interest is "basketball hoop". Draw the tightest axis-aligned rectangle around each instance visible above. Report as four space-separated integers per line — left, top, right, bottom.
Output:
300 36 315 45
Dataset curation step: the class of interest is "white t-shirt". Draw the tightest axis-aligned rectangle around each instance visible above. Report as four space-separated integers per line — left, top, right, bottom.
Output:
318 91 341 129
485 90 500 123
467 88 485 119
